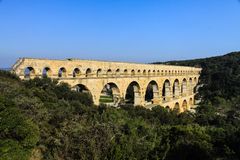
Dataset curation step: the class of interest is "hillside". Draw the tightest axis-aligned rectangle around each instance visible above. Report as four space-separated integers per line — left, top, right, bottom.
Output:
1 52 240 159
154 51 240 103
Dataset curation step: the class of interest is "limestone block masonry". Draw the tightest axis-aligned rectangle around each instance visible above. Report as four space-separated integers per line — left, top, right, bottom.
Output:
12 58 201 112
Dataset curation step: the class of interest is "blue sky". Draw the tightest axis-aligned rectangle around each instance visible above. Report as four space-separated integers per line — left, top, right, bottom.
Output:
0 0 240 67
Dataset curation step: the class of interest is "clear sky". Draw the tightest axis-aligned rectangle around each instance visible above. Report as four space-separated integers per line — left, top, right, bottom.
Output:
0 0 240 68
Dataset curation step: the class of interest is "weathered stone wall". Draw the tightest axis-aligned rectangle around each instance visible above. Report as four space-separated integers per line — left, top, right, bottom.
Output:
12 58 201 111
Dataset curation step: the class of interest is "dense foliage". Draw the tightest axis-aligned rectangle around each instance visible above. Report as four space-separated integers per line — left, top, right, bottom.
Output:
1 52 240 160
154 51 240 103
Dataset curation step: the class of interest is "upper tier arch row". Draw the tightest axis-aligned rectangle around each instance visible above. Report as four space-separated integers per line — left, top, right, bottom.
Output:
12 58 201 79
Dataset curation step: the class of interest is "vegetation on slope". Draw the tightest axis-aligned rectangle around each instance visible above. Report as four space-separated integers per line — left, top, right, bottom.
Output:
1 52 240 159
0 69 240 160
154 51 240 103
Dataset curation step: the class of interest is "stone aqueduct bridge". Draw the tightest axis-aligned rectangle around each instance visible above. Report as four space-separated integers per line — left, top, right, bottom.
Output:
12 58 201 111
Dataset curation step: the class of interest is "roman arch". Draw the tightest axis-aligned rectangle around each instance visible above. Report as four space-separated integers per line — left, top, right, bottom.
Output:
12 58 201 112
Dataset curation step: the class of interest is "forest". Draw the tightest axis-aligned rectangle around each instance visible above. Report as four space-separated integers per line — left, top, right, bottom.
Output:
1 51 240 160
